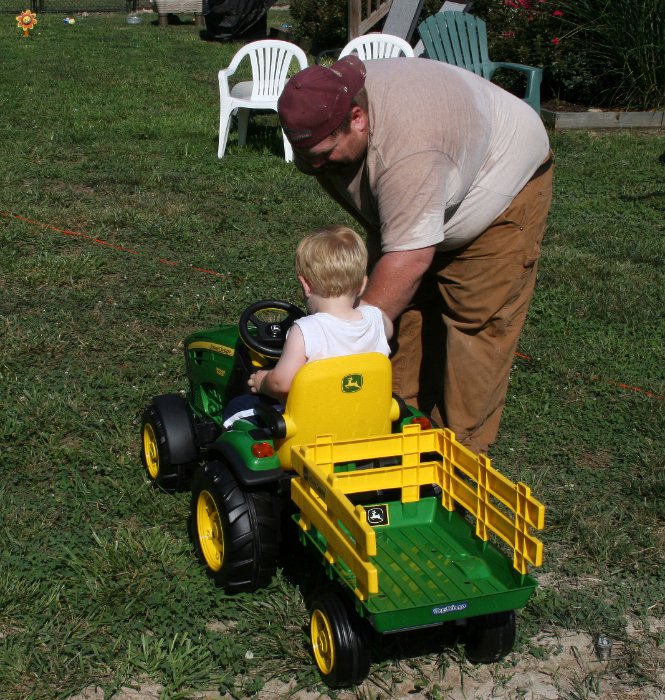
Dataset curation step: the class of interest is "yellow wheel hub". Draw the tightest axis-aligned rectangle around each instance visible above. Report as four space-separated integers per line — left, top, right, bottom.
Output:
142 423 160 480
311 609 335 676
197 490 224 572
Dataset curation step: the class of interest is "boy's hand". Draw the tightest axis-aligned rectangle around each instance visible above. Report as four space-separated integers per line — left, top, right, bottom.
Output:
248 370 269 394
246 325 306 402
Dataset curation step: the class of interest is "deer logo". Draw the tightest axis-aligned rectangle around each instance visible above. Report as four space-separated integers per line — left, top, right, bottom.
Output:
364 504 389 526
341 374 363 393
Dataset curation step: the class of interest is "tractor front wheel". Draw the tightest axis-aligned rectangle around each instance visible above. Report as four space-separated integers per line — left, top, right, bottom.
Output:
140 394 198 491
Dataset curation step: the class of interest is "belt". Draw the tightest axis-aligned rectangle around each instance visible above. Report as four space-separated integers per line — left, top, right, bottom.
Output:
529 153 554 182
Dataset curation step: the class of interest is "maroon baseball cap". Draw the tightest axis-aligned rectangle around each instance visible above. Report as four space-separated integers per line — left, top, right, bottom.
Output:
278 55 367 149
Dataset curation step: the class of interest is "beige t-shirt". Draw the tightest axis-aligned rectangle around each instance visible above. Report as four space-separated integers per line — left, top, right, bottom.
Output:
295 58 550 253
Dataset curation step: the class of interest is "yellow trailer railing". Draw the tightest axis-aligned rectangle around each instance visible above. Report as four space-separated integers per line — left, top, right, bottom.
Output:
290 424 545 600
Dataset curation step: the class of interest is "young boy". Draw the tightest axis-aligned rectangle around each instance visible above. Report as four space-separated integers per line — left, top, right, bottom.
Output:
248 225 392 402
222 226 391 429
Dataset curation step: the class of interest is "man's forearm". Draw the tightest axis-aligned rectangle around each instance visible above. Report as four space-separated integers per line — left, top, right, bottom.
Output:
362 247 435 321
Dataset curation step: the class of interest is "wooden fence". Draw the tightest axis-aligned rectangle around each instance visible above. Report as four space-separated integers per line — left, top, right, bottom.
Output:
348 0 392 39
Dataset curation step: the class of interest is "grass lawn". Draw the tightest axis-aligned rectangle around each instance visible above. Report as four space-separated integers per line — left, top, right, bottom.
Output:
1 12 664 700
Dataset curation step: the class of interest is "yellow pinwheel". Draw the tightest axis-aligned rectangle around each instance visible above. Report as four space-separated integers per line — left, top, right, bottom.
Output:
16 9 37 36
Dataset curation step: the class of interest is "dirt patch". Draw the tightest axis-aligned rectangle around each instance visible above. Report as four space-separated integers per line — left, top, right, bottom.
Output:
541 98 606 113
579 449 614 470
70 624 665 700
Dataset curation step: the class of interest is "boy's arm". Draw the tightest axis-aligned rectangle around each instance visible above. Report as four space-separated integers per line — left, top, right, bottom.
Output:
380 310 393 341
358 301 394 342
248 324 307 402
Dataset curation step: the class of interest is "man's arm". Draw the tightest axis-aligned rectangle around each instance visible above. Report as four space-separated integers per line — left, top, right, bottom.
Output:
361 246 436 321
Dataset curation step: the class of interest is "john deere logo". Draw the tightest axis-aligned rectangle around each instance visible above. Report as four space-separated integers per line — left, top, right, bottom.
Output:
342 374 363 393
364 504 389 527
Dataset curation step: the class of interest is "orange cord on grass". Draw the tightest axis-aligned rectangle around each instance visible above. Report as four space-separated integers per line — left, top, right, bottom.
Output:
0 209 225 279
596 378 664 401
3 208 663 400
514 351 664 400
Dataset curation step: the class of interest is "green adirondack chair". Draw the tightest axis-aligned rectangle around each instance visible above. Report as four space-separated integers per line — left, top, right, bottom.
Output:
418 11 542 113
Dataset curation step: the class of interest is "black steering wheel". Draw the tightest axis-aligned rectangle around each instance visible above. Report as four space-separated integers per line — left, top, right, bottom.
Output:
238 300 306 360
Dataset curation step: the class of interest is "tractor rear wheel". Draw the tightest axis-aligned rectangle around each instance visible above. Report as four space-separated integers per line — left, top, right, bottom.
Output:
190 461 278 593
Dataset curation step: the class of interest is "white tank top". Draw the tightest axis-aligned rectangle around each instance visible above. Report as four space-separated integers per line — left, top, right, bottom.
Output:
292 305 390 361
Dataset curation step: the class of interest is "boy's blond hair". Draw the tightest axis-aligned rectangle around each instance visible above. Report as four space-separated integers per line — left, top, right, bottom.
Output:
295 225 367 298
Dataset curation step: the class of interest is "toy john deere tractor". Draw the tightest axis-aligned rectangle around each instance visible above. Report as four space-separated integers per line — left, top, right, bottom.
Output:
140 300 545 688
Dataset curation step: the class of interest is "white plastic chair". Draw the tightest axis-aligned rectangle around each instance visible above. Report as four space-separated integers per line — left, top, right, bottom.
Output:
218 40 308 161
339 33 415 60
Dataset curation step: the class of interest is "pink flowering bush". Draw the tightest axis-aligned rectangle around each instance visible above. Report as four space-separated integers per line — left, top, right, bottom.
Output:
290 0 664 109
473 0 595 104
474 0 664 109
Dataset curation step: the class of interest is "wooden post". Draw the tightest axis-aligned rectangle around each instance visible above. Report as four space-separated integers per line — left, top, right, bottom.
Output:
348 0 394 41
348 0 361 40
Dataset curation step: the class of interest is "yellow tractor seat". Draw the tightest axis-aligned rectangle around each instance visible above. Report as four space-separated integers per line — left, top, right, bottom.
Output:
256 353 401 468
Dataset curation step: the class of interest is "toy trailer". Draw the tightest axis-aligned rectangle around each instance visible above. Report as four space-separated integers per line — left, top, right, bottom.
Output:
290 423 545 687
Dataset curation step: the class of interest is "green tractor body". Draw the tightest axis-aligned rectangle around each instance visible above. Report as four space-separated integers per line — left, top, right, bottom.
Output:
140 302 546 687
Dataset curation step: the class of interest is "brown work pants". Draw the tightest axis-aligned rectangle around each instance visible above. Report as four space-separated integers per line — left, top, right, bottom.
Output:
390 159 553 455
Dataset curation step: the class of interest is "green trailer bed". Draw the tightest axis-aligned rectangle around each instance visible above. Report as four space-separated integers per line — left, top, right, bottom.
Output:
291 424 544 634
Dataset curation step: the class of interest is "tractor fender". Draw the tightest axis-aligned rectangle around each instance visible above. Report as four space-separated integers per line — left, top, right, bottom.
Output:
150 394 199 465
205 440 284 488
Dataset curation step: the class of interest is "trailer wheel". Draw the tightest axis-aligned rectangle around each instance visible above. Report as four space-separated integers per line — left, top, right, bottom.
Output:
310 591 371 688
141 394 198 491
191 461 278 593
463 610 516 664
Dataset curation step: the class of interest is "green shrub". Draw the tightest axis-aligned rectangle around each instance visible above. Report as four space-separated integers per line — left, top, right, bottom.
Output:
290 0 664 110
289 0 347 53
290 0 441 54
557 0 665 110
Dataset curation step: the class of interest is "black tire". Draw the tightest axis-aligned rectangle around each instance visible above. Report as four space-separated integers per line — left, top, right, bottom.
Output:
140 394 199 492
190 461 278 593
309 590 372 688
463 610 516 664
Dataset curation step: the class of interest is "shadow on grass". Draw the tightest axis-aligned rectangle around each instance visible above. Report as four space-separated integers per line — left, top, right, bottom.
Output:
215 113 289 161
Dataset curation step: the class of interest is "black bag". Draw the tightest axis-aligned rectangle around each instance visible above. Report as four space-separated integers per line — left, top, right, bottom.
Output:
203 0 274 40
